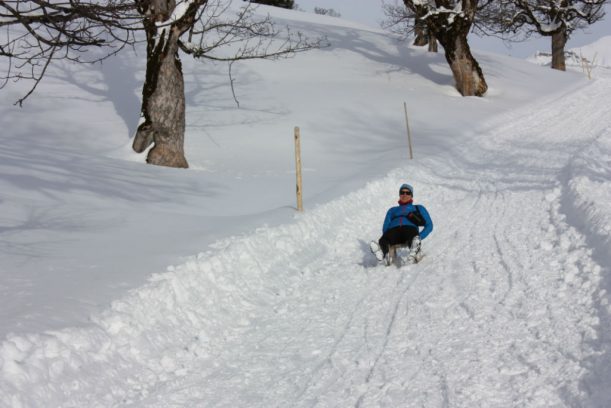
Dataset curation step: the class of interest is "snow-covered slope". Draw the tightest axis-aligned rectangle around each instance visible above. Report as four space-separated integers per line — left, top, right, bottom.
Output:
573 35 611 67
1 5 611 407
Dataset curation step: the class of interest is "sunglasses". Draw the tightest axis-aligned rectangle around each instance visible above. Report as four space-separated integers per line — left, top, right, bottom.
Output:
400 191 412 196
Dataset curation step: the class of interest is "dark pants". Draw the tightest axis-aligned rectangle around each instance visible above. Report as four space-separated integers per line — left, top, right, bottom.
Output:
379 226 419 255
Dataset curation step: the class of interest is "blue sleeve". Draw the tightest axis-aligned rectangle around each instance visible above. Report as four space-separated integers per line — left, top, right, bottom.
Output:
418 205 433 240
382 208 393 233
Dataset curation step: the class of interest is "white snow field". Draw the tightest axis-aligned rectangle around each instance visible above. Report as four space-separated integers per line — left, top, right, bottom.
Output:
1 5 611 408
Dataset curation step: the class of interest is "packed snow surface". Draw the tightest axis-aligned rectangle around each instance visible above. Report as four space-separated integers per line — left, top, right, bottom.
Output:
1 5 611 407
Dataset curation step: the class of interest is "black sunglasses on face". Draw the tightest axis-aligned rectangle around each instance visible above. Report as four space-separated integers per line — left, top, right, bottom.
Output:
400 191 412 195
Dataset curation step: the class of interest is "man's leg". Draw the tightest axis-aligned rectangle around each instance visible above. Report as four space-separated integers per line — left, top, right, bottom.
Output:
379 227 403 256
407 229 421 262
389 227 418 247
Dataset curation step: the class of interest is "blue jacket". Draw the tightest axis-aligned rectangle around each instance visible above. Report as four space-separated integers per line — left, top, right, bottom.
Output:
383 202 433 240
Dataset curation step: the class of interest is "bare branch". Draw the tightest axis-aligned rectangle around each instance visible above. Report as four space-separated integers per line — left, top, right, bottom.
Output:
14 38 55 107
228 59 239 107
0 0 141 104
477 0 607 39
180 1 325 62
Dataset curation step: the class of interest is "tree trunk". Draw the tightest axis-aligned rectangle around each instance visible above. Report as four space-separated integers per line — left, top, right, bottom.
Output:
551 28 567 71
413 18 438 53
439 34 488 96
132 0 204 168
428 34 438 53
133 29 188 168
437 29 487 96
413 17 428 46
424 0 488 96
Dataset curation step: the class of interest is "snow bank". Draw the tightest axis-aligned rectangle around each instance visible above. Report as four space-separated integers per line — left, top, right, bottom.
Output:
574 35 611 67
0 175 390 406
566 126 611 248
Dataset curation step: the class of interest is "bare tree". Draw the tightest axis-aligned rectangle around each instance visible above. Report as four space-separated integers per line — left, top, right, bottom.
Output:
1 0 322 168
0 0 140 106
384 0 490 96
479 0 607 71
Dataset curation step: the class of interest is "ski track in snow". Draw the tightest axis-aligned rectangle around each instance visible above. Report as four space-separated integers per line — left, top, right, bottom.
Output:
2 79 611 407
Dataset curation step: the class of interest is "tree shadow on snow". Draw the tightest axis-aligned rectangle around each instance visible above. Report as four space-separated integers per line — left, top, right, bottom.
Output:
41 52 143 139
0 119 225 203
290 22 454 88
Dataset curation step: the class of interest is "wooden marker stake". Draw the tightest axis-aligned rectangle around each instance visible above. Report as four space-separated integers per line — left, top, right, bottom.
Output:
404 102 414 160
294 126 303 211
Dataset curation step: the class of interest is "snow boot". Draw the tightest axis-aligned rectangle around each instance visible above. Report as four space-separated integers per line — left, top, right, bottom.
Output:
407 236 422 264
370 241 384 262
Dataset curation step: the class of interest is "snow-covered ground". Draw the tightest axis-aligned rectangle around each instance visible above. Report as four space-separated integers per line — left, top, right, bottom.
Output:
1 5 611 407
